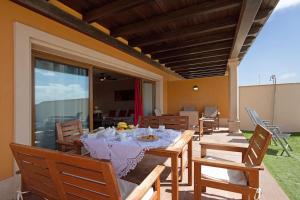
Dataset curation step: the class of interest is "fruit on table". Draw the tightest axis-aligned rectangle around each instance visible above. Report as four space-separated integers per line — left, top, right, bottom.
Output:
117 122 127 130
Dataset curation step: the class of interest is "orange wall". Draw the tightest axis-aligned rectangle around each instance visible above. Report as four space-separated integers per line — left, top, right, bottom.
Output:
167 76 229 118
0 1 180 180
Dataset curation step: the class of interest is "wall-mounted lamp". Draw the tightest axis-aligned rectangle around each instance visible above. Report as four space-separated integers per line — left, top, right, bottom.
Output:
193 85 199 91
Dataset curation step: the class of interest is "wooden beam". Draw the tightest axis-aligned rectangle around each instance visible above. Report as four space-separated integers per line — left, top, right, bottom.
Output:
159 50 230 64
83 0 148 23
10 0 182 79
244 36 255 45
180 70 226 76
171 61 227 71
142 31 235 54
167 55 229 68
254 8 272 22
230 0 262 58
248 24 262 36
174 64 226 72
180 69 226 75
152 41 233 60
183 73 225 79
129 18 237 47
111 0 241 37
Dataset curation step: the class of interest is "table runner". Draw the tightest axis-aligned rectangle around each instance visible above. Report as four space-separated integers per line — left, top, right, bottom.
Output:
81 128 181 177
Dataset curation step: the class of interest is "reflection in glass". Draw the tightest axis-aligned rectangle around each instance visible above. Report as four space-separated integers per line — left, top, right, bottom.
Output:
34 58 89 149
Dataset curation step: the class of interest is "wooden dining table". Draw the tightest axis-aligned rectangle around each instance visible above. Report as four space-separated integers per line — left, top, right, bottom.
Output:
146 129 194 200
74 129 194 200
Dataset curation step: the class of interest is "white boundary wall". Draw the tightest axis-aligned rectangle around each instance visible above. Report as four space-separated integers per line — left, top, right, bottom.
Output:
240 83 300 132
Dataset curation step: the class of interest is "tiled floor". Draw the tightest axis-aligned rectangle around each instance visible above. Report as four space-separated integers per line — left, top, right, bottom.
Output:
125 128 289 200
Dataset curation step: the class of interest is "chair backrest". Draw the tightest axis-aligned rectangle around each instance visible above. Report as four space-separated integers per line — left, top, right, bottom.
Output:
154 108 162 116
243 125 272 166
204 106 218 118
140 116 159 128
10 143 60 200
183 105 197 111
118 109 127 117
249 109 266 127
245 107 256 127
56 120 83 142
10 143 122 200
159 116 189 130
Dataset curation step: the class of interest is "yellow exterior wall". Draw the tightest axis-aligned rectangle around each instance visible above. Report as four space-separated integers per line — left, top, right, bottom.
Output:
0 0 180 180
167 76 229 118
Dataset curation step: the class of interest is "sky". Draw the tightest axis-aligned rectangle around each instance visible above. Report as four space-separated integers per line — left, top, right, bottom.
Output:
239 0 300 86
35 60 89 104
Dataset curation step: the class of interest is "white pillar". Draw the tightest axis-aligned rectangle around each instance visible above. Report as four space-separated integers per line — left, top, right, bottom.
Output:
228 58 241 133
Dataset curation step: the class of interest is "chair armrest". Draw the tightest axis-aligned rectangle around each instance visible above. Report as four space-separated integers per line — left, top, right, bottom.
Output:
56 140 74 146
193 157 263 172
200 142 248 159
200 142 248 152
126 165 165 200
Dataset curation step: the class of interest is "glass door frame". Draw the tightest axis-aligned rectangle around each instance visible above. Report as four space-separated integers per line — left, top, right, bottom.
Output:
142 79 156 116
31 51 94 146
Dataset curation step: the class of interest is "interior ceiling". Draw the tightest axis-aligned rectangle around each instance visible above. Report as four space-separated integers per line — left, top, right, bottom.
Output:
12 0 279 79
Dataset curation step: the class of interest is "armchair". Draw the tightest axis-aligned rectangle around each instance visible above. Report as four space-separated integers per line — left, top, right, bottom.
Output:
193 125 272 200
202 105 220 130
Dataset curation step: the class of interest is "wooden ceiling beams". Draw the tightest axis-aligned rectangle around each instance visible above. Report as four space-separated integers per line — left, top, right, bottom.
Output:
129 18 237 47
142 31 235 55
83 0 148 23
11 0 276 79
111 0 241 37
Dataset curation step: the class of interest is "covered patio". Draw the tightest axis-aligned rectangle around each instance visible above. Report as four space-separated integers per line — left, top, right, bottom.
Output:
0 0 283 200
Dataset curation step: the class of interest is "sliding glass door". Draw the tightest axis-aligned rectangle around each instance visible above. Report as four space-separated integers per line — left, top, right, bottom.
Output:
33 57 89 149
142 81 156 116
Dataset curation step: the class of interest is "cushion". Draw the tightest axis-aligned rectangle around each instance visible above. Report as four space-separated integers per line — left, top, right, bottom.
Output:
117 178 154 200
201 157 247 186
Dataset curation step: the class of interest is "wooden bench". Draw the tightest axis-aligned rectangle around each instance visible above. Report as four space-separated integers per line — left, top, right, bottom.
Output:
10 143 165 200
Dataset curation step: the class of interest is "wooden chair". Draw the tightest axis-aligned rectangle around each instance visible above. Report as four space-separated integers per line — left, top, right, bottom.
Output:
10 143 165 200
202 105 220 130
56 120 83 154
159 116 189 131
140 116 159 128
193 124 272 200
141 116 189 182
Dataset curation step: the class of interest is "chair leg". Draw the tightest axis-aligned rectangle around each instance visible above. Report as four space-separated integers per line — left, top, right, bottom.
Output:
194 164 202 200
283 138 293 151
179 155 183 182
271 137 278 146
242 193 248 200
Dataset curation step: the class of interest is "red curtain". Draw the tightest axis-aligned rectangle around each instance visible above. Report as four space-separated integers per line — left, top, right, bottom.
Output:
134 79 143 125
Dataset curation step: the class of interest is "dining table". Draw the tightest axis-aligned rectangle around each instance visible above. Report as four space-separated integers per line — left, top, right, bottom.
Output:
74 128 194 200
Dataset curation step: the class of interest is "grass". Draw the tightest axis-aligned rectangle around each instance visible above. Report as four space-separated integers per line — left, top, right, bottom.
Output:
243 131 300 200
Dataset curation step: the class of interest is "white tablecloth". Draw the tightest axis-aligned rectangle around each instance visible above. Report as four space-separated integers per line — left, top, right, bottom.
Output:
81 128 181 177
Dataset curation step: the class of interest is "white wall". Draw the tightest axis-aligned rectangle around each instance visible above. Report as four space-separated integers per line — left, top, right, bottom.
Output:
240 83 300 132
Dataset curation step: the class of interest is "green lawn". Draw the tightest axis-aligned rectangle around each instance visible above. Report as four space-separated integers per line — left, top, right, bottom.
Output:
243 131 300 200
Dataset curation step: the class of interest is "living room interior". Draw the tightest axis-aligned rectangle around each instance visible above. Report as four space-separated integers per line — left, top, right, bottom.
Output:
93 68 156 129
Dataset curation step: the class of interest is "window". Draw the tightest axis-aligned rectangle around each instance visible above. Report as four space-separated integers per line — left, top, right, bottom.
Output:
33 58 89 149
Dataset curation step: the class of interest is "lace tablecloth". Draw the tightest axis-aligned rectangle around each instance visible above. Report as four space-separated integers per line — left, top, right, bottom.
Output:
81 128 181 177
